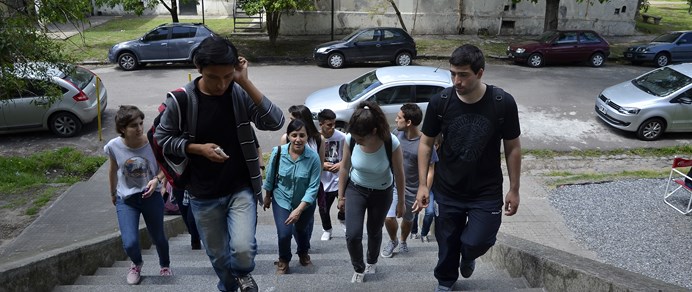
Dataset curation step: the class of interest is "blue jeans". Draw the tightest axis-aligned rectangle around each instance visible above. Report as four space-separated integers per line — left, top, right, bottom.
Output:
420 191 436 236
271 197 316 261
115 192 170 267
190 187 257 292
434 198 503 287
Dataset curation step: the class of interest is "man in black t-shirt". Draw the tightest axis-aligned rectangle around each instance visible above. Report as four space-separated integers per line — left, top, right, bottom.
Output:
413 44 522 291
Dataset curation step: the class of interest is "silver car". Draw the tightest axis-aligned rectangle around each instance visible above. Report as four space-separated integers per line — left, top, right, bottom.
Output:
1 64 108 137
304 66 453 131
595 63 692 141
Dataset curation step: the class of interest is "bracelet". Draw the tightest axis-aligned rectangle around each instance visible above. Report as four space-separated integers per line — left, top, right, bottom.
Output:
339 197 345 201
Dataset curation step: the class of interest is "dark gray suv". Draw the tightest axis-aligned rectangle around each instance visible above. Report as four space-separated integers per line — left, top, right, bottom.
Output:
108 23 216 71
623 31 692 67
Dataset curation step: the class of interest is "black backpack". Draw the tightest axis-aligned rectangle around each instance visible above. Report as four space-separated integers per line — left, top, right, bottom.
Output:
147 89 192 189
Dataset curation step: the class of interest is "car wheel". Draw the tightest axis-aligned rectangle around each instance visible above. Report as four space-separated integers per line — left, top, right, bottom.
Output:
654 53 670 67
589 52 605 67
327 53 345 69
527 53 544 67
118 52 138 71
636 118 665 141
395 51 413 66
49 112 82 138
335 121 348 132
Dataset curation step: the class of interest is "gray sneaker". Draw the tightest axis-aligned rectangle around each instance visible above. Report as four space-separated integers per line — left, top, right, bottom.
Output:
380 239 398 258
435 284 452 292
421 235 430 243
399 241 409 253
237 274 258 292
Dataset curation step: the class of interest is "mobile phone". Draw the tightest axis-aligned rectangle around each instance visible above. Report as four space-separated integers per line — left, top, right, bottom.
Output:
214 147 229 158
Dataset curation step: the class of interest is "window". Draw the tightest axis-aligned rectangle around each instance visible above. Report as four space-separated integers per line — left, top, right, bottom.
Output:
415 86 445 103
383 29 400 41
372 86 413 105
556 32 578 44
144 27 169 42
680 33 692 44
579 32 602 44
171 26 196 39
355 30 376 42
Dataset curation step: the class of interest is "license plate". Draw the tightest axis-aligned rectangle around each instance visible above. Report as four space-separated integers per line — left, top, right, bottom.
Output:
598 105 606 114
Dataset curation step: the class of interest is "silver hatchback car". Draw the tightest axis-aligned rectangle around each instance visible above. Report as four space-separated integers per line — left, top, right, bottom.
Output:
304 66 453 131
595 63 692 140
1 64 108 137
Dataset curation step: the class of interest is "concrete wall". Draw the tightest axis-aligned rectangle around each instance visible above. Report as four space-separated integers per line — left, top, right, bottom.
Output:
95 0 233 17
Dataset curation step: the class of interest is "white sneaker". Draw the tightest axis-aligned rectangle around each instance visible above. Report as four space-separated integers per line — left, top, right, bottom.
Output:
340 220 347 232
321 229 332 241
351 272 365 283
380 239 398 258
364 263 376 274
126 263 142 285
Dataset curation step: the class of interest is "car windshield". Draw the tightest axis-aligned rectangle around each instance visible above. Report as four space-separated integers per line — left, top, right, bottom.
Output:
652 32 681 43
340 70 382 102
632 67 692 97
536 31 557 43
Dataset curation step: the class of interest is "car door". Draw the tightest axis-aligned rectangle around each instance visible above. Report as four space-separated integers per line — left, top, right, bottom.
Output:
544 31 579 63
350 29 382 62
379 29 405 61
577 31 605 60
670 32 692 62
668 88 692 131
368 85 415 126
0 80 60 130
138 27 170 61
167 26 197 60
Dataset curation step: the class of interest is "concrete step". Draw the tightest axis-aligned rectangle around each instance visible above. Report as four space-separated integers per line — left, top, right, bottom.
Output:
54 227 542 292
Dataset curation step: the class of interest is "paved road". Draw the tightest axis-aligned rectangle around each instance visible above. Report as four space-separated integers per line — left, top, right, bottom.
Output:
1 63 690 157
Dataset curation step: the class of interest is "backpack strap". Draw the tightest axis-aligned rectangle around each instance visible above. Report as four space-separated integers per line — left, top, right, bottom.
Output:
168 89 193 142
271 145 281 188
492 85 506 129
436 86 455 123
349 135 393 172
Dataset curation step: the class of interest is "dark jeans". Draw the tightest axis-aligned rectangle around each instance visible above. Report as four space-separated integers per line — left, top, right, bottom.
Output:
434 198 503 288
271 197 316 261
172 187 200 243
345 181 393 273
318 190 345 230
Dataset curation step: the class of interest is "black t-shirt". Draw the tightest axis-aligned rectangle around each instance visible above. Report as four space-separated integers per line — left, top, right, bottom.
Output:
421 85 520 205
187 83 250 198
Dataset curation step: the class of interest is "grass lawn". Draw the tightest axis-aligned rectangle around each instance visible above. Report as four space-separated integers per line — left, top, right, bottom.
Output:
636 0 692 34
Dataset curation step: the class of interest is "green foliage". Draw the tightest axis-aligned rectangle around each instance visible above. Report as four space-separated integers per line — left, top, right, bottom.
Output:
95 0 163 16
238 0 315 44
0 147 106 195
0 0 89 102
634 1 692 34
25 188 56 216
523 145 692 159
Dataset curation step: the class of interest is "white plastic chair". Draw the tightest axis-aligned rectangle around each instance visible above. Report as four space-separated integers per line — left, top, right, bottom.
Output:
663 157 692 215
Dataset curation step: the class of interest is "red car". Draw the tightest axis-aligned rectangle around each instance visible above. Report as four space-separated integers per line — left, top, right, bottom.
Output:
507 30 610 68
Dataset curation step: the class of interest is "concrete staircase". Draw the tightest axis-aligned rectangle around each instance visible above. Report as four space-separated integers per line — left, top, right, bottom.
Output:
53 220 544 292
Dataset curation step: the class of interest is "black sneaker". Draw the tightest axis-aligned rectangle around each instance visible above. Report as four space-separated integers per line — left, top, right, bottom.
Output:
459 259 475 278
237 274 258 292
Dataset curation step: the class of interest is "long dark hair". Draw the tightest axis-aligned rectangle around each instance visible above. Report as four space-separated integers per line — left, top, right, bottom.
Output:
289 105 320 142
347 101 389 142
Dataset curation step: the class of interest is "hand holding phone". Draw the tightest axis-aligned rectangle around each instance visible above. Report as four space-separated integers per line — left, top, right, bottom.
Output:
214 147 229 159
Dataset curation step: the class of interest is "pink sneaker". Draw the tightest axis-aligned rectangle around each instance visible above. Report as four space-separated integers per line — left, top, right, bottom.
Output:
127 263 142 285
160 267 173 276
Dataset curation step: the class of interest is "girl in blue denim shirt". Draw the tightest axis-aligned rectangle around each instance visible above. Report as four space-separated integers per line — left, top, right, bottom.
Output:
263 119 322 274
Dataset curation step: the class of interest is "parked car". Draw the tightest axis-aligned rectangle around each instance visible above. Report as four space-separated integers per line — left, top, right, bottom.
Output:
1 64 108 137
313 27 417 69
304 66 452 131
595 63 692 141
108 22 216 71
623 31 692 67
507 30 610 68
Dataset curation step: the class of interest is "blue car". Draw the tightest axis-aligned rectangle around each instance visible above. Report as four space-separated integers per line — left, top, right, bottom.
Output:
108 23 216 71
623 31 692 67
313 27 417 69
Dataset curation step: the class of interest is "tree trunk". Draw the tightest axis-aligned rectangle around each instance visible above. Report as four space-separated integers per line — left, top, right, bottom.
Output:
543 0 560 31
171 0 179 23
457 0 464 34
266 11 281 46
386 0 407 32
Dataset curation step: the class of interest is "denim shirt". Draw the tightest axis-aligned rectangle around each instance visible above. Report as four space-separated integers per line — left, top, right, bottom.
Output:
263 143 321 211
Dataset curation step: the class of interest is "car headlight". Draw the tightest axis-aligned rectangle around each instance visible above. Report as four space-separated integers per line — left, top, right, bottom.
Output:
515 48 525 54
636 47 649 53
617 106 640 115
316 47 329 54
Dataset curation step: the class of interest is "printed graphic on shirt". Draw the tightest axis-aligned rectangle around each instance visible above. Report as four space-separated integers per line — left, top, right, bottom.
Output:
123 156 150 188
325 141 341 164
445 113 491 162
